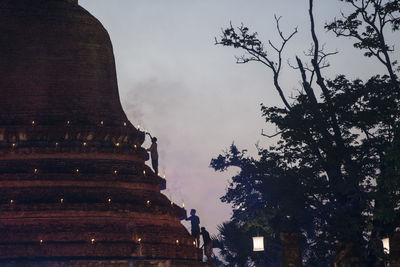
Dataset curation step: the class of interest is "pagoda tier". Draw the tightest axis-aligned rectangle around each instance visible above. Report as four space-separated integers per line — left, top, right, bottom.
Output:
0 0 212 266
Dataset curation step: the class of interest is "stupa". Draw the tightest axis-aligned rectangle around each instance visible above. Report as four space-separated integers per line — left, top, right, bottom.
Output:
0 0 210 266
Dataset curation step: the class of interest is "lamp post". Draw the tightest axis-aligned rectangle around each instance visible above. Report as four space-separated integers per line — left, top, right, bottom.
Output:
252 236 264 252
382 237 390 255
382 237 390 267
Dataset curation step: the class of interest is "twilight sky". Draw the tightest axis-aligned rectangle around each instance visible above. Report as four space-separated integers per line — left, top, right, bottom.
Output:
79 0 395 236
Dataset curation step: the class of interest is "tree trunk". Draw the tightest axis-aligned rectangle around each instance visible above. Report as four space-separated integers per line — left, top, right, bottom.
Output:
391 232 400 267
280 232 302 267
334 243 360 267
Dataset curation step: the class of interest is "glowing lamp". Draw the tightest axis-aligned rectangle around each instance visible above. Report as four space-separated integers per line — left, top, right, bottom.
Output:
60 198 64 204
75 169 79 173
34 168 38 174
253 236 264 252
82 142 87 147
108 198 111 203
123 122 127 126
146 200 151 206
40 239 43 244
137 238 142 243
193 241 196 246
115 143 120 147
382 237 390 254
66 120 70 125
55 142 59 146
134 144 137 149
143 170 146 175
114 170 118 174
170 201 174 206
31 120 35 126
100 120 104 125
12 143 16 148
10 200 14 204
176 239 179 245
91 238 95 244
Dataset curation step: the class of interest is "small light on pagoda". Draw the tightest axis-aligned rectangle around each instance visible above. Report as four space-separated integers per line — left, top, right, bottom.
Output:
182 202 185 208
115 142 120 147
34 168 38 174
143 170 146 175
91 238 95 244
123 122 127 127
82 142 87 147
31 120 35 126
75 168 79 174
146 200 151 206
176 239 179 245
55 142 59 147
10 200 14 204
12 143 16 148
252 236 264 252
163 174 166 178
382 237 390 254
66 120 70 125
170 201 174 206
40 239 43 244
60 198 64 204
134 144 137 149
114 170 118 174
193 241 196 247
100 120 104 126
108 198 112 203
137 237 142 243
137 125 141 129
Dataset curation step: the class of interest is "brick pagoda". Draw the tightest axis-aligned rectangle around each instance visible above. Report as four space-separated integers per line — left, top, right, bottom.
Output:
0 0 210 266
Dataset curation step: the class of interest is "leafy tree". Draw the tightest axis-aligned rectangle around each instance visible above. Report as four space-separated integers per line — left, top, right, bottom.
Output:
212 0 400 265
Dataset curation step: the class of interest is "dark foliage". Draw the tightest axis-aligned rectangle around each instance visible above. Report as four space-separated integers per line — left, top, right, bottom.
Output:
212 0 400 266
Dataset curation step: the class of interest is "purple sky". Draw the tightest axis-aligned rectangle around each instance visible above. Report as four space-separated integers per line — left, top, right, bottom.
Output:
79 0 396 236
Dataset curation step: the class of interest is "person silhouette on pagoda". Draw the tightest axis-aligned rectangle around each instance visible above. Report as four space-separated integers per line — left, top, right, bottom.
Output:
185 209 200 248
146 132 158 175
201 227 213 262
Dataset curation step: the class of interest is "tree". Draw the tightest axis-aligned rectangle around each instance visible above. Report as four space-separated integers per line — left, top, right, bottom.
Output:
211 144 316 266
212 0 400 265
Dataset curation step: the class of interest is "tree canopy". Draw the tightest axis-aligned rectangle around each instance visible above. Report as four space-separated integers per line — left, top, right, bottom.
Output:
211 0 400 266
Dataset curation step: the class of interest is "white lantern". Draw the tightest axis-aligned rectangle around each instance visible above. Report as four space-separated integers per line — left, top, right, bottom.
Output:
382 237 390 254
253 236 264 252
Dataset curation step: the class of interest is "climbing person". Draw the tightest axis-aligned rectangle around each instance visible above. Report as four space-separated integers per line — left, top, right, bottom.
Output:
146 132 158 175
185 209 200 248
201 226 213 262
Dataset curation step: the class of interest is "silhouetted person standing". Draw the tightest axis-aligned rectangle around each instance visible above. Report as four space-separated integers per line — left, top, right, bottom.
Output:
201 227 212 262
146 133 158 174
186 209 200 247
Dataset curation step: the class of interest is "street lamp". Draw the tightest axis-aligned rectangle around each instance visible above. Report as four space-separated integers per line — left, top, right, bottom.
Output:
253 236 264 252
382 237 390 254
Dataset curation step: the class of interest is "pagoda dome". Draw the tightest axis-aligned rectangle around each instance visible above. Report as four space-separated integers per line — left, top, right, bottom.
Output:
0 0 127 126
0 1 212 266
